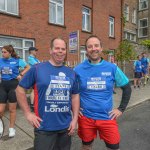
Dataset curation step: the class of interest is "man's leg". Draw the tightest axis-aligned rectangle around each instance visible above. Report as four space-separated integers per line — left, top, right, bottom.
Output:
34 130 57 150
78 116 97 150
96 120 120 150
54 128 71 150
105 142 120 150
81 140 94 150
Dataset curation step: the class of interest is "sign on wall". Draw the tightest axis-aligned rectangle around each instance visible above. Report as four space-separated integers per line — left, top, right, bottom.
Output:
69 31 79 53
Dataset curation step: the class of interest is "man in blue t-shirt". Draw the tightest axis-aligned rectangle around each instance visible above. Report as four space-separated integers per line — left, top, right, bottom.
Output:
28 47 40 112
133 55 142 89
74 35 132 150
141 52 149 85
16 38 80 150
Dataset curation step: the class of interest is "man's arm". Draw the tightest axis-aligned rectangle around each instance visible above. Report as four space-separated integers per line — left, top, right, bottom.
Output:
109 83 132 120
118 83 132 112
68 94 80 135
16 85 42 128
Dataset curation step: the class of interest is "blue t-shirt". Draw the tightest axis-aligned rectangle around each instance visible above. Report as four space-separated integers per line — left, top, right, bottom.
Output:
28 55 40 66
74 59 129 120
0 57 27 80
19 61 79 131
134 60 142 72
141 57 149 68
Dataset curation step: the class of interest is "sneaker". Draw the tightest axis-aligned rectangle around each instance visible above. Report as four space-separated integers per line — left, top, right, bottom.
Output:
0 120 3 136
9 128 16 137
138 85 140 89
134 86 136 89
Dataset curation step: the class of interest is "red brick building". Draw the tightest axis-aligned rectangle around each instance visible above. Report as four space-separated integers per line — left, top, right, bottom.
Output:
0 0 122 65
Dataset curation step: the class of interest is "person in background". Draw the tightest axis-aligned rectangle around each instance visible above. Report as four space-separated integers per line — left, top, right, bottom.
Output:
0 45 30 137
141 52 149 86
28 47 40 112
16 38 80 150
74 35 132 150
133 55 142 89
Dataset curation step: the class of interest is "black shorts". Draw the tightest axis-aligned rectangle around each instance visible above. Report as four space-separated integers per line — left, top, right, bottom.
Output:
34 128 71 150
0 79 19 103
134 72 142 78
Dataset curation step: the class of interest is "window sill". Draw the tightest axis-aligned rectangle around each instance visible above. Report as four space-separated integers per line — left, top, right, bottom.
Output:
109 36 115 39
138 8 148 12
131 22 136 25
138 36 148 39
82 30 92 34
0 11 21 19
48 22 66 29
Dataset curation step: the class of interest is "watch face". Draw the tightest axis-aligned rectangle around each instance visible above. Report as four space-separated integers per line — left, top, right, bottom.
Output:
0 118 4 139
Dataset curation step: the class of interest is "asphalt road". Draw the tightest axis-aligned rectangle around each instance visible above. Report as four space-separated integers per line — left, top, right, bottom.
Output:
71 100 150 150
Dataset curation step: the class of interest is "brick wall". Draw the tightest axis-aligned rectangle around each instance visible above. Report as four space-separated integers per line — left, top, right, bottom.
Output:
0 0 122 62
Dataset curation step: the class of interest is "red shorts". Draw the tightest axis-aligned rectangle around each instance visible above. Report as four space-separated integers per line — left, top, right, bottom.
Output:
78 116 120 145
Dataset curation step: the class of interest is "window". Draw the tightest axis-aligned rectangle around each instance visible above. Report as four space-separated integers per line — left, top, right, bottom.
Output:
124 4 129 21
107 50 115 62
132 9 136 24
139 0 148 10
49 0 64 25
0 0 18 15
109 16 115 37
124 32 136 42
0 36 35 61
80 46 87 62
82 7 91 32
138 18 148 37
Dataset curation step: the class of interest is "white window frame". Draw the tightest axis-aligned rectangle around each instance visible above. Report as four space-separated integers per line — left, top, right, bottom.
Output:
124 4 129 21
109 16 115 37
132 9 136 24
0 36 35 61
80 46 87 62
124 31 136 42
0 0 19 15
139 0 148 10
49 0 64 25
138 18 148 38
82 6 91 32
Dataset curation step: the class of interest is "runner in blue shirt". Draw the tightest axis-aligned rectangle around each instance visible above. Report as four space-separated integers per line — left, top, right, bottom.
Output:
28 47 40 112
133 55 142 89
74 35 132 150
28 47 40 66
16 38 80 150
0 45 30 137
141 52 149 85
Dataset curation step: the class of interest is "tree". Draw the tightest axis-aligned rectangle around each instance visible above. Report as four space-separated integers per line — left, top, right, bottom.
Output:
140 40 150 49
115 40 136 69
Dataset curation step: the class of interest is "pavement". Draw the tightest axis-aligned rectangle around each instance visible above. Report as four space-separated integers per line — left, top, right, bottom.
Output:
0 83 150 150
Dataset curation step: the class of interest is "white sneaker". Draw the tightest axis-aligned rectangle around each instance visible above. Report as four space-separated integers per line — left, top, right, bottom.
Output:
0 120 3 135
9 128 16 137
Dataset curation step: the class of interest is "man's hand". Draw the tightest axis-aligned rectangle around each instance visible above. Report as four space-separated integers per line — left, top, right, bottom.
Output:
109 108 122 120
25 112 42 128
68 119 77 136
